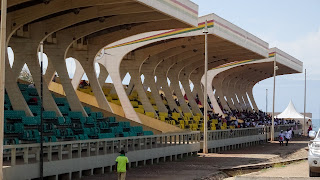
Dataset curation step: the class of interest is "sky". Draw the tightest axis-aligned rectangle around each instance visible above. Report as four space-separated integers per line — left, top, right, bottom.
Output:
8 0 320 119
192 0 320 118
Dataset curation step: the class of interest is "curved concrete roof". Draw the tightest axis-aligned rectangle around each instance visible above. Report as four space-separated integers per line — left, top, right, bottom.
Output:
3 0 199 120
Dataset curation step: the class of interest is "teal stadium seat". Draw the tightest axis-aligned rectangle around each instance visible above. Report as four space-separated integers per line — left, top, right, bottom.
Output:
143 131 154 136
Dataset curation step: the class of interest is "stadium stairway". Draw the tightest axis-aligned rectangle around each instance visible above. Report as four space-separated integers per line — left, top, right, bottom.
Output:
49 81 183 133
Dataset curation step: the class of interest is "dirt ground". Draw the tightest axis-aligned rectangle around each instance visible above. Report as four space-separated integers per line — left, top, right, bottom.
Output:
82 137 309 180
241 160 309 178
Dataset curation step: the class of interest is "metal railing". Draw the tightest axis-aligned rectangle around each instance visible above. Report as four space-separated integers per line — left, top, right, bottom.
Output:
3 131 200 166
205 127 266 141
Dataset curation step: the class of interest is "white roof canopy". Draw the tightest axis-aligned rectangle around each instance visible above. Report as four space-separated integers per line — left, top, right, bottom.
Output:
276 100 311 119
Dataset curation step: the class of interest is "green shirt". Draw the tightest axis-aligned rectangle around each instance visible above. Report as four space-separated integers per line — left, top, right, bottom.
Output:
115 155 129 172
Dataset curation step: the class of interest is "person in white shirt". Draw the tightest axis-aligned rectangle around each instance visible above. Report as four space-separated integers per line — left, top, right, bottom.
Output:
278 130 285 146
284 129 291 146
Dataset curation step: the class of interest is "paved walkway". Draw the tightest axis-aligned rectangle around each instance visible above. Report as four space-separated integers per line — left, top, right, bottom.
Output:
82 137 309 180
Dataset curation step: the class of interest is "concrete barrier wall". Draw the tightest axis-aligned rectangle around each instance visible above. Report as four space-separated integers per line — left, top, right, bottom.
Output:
2 125 302 179
3 132 200 180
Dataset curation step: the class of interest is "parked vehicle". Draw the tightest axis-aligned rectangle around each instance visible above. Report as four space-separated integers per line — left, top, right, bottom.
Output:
308 130 320 177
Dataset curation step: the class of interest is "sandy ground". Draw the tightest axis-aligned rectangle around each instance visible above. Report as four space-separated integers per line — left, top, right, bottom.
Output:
242 160 309 177
82 137 309 180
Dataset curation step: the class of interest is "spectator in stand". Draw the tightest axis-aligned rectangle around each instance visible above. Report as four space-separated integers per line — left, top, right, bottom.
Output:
79 80 88 89
28 83 35 89
28 97 38 105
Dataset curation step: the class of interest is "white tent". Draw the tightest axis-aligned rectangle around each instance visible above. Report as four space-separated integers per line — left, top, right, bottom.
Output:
275 100 311 119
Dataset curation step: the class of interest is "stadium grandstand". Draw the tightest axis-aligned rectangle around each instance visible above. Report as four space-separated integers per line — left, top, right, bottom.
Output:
0 0 303 179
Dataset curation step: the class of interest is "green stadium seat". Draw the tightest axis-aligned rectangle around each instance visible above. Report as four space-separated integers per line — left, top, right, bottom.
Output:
143 131 154 136
43 111 56 119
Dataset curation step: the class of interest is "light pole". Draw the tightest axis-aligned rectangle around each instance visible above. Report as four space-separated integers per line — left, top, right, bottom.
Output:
271 59 278 141
304 69 306 135
266 89 268 114
39 41 44 180
0 0 7 179
203 20 208 154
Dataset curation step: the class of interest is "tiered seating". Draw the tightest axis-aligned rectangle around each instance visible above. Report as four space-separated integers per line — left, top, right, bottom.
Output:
77 84 232 132
3 83 154 145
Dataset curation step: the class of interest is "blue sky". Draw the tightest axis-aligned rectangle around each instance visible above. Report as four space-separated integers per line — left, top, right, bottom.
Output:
8 1 320 118
192 0 320 118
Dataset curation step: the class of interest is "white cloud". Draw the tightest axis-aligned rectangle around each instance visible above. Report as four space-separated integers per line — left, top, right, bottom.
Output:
267 27 320 80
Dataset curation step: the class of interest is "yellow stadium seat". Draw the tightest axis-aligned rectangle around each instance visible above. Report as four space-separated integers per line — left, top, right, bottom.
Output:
128 95 135 101
111 94 118 100
106 96 112 102
159 112 168 118
223 122 227 127
150 99 156 105
134 108 144 114
159 116 165 121
230 125 235 129
211 126 216 130
184 113 192 119
179 120 184 125
102 88 111 94
172 112 180 118
221 126 227 130
130 101 139 108
111 100 121 106
153 106 158 111
131 91 138 98
162 100 168 105
145 112 155 118
138 105 144 109
184 120 189 125
196 113 203 117
194 116 200 121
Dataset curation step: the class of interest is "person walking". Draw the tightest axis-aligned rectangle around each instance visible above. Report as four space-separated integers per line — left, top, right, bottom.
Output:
279 130 285 146
115 150 129 180
284 129 291 146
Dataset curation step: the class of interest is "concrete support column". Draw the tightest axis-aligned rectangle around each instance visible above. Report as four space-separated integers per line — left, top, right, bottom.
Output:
110 70 127 95
5 54 33 116
247 84 258 111
179 71 202 115
101 55 141 122
125 79 134 95
127 69 157 116
143 73 168 113
76 56 113 113
44 51 88 116
190 71 210 110
156 74 180 113
167 75 191 114
25 54 62 116
11 52 26 79
71 60 85 90
44 58 56 86
213 76 231 111
202 71 224 117
98 63 109 88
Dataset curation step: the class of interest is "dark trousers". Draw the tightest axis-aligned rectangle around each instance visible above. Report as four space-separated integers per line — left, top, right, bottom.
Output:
285 138 289 146
279 141 284 146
